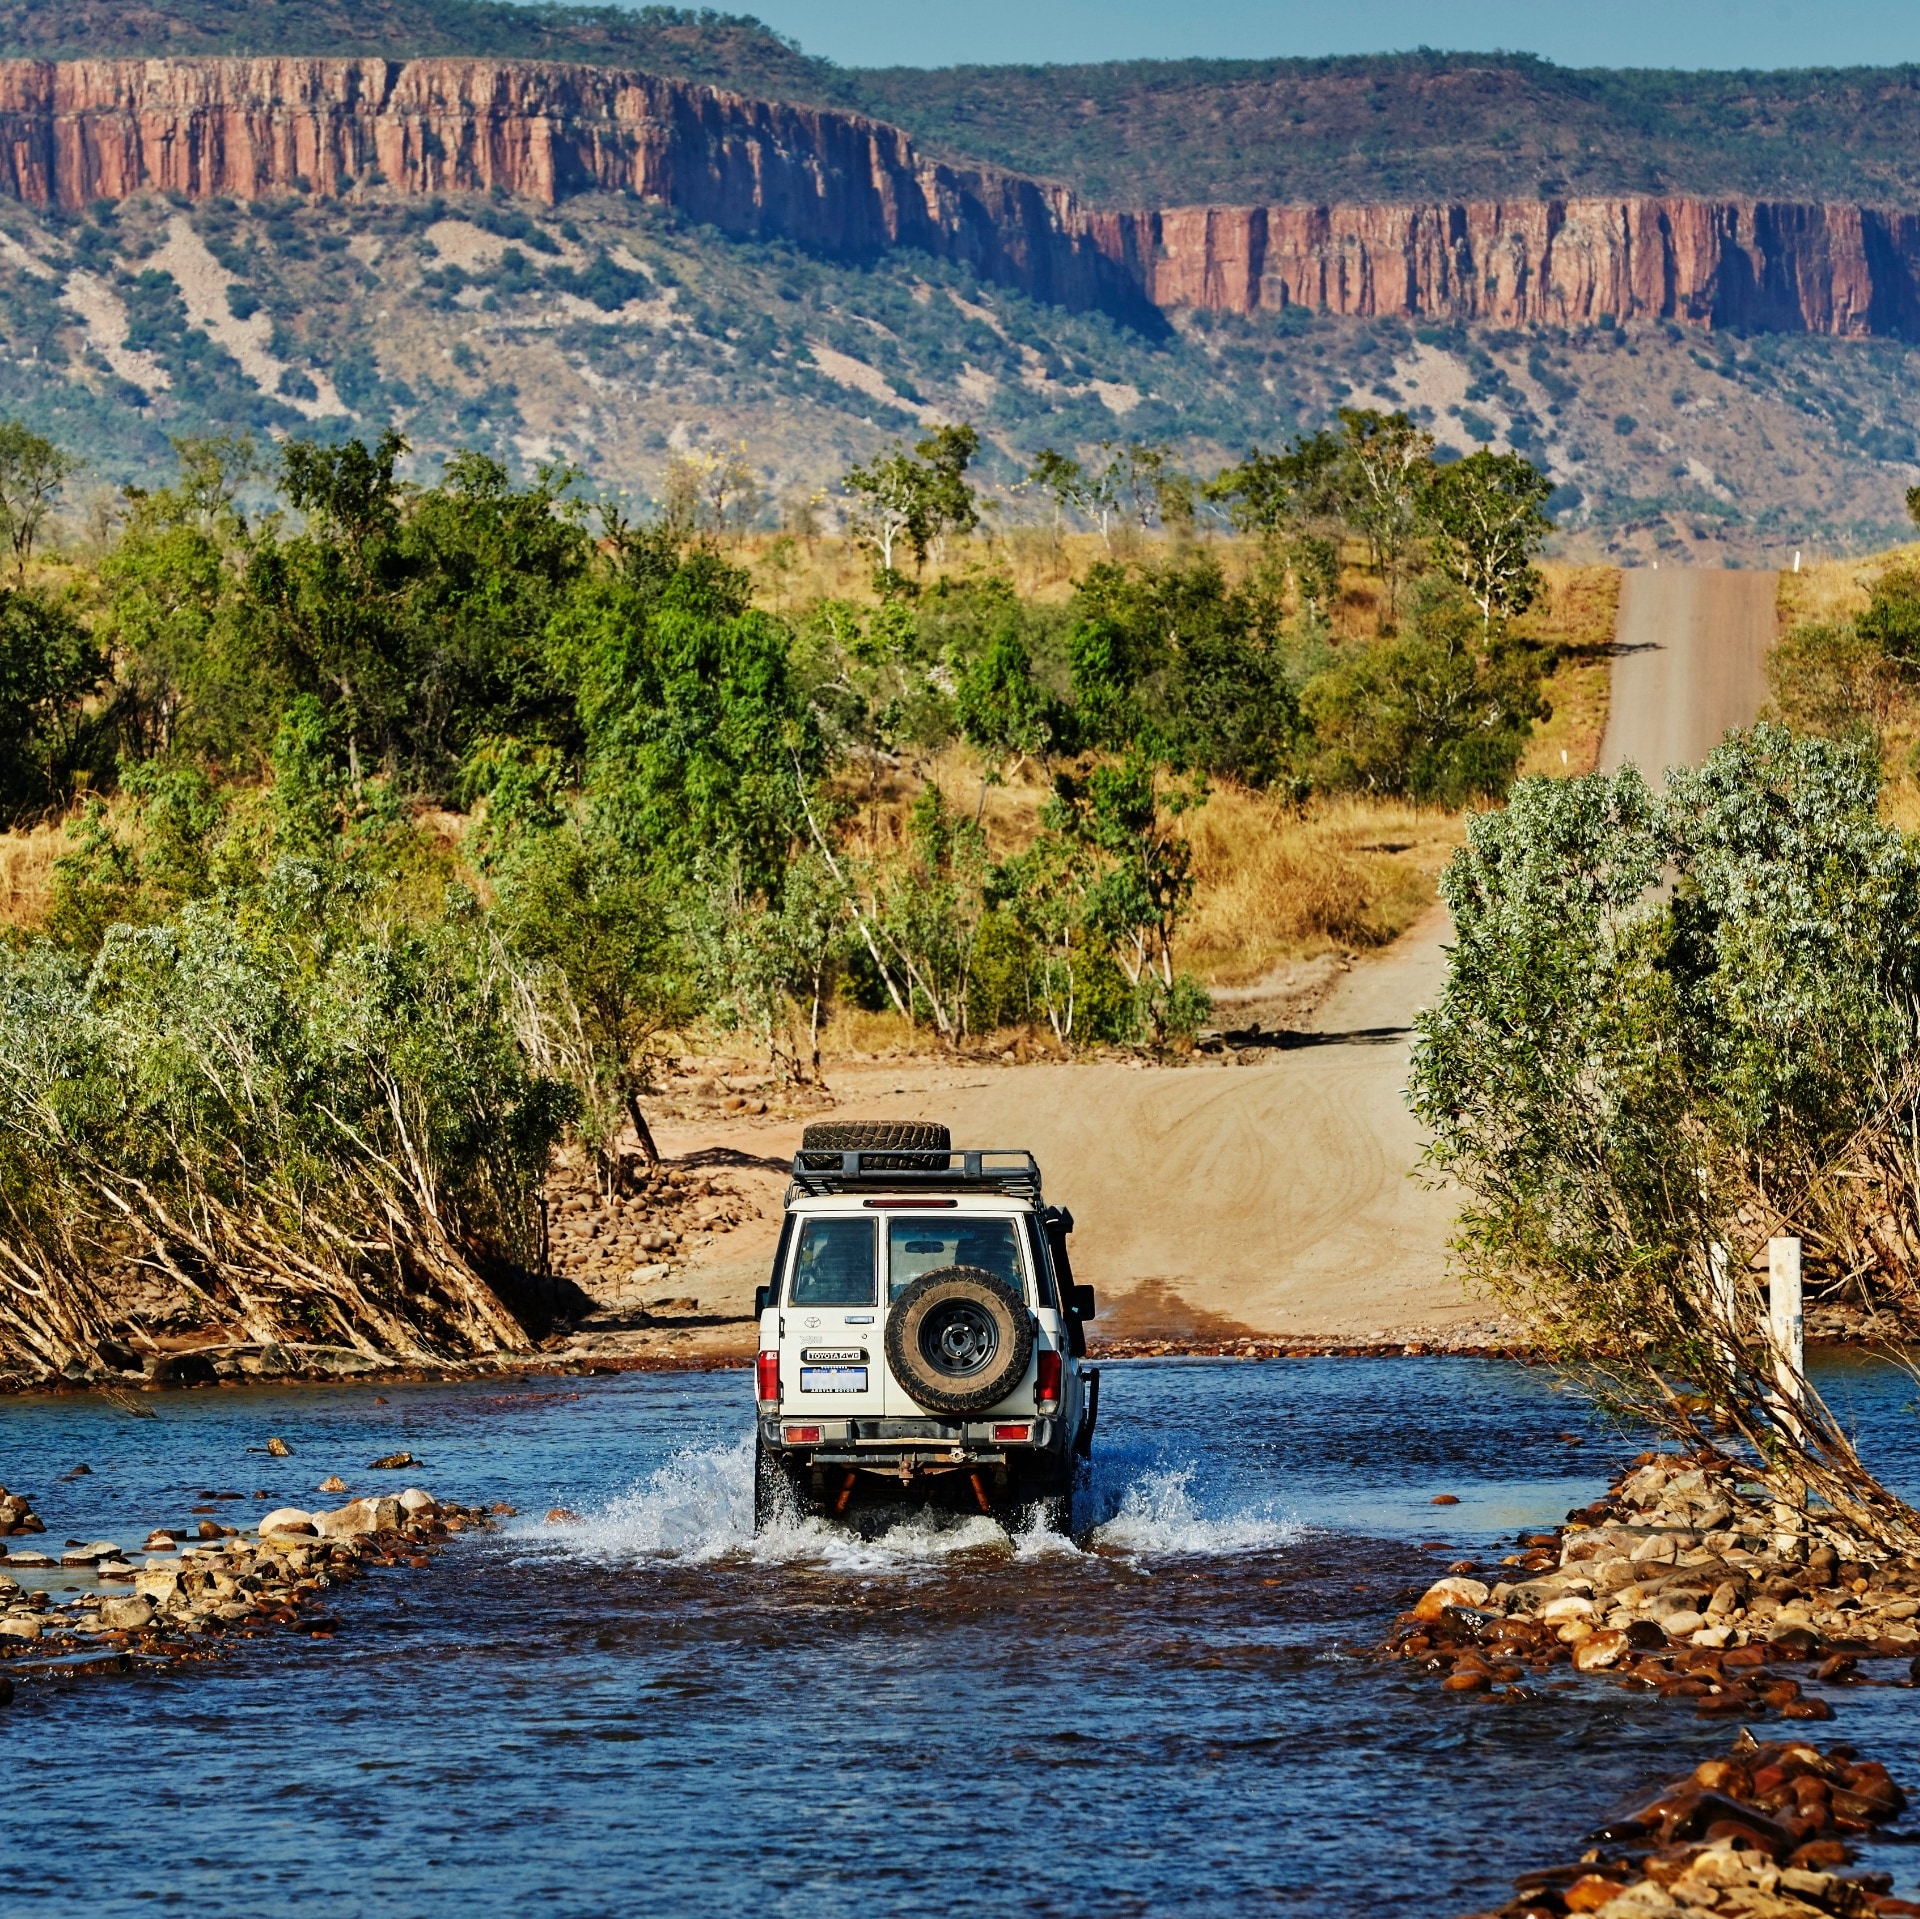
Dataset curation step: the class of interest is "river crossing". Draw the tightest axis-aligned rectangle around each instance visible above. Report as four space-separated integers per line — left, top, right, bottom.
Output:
7 1352 1919 1916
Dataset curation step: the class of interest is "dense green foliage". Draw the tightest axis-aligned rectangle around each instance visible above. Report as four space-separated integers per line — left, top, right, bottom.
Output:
1408 729 1920 1535
0 413 1565 1373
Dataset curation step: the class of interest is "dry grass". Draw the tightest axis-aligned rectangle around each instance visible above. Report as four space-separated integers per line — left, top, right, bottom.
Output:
1776 543 1920 629
1516 564 1621 778
0 817 67 931
1773 543 1920 827
1182 789 1466 987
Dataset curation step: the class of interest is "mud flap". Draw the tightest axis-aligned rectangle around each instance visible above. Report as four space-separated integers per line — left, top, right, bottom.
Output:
1074 1368 1100 1458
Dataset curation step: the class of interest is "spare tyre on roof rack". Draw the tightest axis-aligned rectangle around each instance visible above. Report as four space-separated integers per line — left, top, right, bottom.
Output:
797 1119 950 1171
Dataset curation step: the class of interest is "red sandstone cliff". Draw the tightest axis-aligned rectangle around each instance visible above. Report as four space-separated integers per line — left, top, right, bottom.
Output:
0 57 1916 338
0 57 1132 311
1090 198 1920 335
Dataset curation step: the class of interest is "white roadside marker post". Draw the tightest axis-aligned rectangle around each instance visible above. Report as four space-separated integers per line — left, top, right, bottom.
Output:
1768 1235 1805 1560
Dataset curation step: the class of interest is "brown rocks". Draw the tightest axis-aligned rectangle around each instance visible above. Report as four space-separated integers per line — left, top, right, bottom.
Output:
316 1476 348 1494
265 1437 292 1457
0 1486 45 1536
1572 1629 1630 1672
258 1509 315 1537
98 1594 153 1631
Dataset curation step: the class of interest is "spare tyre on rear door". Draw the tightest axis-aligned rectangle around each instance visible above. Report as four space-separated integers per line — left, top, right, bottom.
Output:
885 1265 1033 1415
798 1119 951 1172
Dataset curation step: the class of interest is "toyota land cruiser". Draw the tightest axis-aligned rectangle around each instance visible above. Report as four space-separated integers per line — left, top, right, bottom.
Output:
753 1122 1099 1531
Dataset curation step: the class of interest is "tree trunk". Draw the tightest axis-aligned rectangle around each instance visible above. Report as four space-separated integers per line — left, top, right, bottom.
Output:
624 1089 662 1167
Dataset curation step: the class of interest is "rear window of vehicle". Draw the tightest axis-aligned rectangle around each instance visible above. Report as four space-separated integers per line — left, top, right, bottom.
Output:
787 1218 875 1307
887 1217 1025 1302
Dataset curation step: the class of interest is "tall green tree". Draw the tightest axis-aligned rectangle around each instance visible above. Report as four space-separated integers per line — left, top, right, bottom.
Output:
1425 447 1554 632
0 420 76 581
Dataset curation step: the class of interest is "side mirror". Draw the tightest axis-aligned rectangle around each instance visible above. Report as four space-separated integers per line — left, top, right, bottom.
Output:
1071 1284 1096 1321
754 1284 772 1316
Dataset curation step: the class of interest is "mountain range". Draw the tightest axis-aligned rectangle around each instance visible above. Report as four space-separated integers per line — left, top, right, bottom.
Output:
0 5 1917 561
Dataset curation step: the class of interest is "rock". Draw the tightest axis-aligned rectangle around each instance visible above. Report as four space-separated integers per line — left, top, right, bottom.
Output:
317 1476 348 1494
1573 1628 1630 1671
94 1559 136 1580
1440 1668 1490 1691
7 1551 52 1568
361 1497 402 1532
1541 1594 1596 1623
397 1489 437 1517
0 1615 42 1640
1563 1876 1630 1913
1661 1609 1708 1639
1689 1624 1733 1648
98 1594 153 1631
545 1508 580 1525
368 1452 415 1470
266 1436 292 1457
310 1506 363 1539
1430 1494 1460 1506
258 1509 316 1536
0 1674 12 1706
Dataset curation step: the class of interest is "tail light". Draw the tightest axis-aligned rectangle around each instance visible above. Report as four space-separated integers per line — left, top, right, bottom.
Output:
756 1349 779 1408
782 1425 822 1445
1035 1349 1062 1412
992 1423 1032 1442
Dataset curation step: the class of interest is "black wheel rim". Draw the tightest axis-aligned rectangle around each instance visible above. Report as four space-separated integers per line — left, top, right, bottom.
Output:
919 1299 999 1377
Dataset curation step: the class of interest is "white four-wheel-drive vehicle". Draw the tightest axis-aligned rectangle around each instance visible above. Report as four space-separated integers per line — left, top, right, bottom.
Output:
753 1121 1098 1531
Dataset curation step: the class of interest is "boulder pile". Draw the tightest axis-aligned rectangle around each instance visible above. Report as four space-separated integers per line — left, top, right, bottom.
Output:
1391 1450 1920 1715
1462 1737 1916 1917
0 1487 496 1689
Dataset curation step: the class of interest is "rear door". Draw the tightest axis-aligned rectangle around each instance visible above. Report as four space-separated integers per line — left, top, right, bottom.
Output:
882 1213 1034 1417
780 1215 885 1423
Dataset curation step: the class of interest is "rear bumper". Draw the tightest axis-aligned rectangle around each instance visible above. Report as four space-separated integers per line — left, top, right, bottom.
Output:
761 1414 1055 1461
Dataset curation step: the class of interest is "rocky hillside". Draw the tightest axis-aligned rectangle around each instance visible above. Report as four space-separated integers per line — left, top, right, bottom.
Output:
13 58 1920 348
6 181 1918 566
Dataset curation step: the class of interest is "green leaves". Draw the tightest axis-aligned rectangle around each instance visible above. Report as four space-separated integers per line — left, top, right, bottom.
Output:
1411 727 1920 1505
1424 447 1554 631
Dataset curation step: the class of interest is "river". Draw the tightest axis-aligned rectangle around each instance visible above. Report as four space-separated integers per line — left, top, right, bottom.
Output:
7 1354 1920 1916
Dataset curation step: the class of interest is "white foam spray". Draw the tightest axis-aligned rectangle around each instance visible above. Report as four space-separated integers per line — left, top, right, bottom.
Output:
513 1436 1299 1573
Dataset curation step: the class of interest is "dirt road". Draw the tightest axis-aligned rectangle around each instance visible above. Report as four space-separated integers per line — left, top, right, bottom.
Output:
1601 567 1776 780
596 569 1777 1361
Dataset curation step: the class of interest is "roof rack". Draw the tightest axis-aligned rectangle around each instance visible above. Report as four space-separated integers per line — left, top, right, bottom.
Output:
788 1148 1043 1201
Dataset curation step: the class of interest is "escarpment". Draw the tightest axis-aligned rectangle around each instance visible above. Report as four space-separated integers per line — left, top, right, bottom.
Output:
0 57 1141 313
6 56 1920 339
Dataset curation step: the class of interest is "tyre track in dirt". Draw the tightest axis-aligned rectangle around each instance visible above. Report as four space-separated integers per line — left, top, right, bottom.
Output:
628 570 1777 1354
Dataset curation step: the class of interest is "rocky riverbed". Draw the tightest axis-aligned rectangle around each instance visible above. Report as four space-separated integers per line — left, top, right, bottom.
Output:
1463 1735 1916 1917
1392 1449 1920 1708
0 1484 496 1703
1388 1448 1920 1915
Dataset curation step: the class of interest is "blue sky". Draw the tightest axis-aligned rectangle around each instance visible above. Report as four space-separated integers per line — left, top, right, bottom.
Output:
736 1 1920 71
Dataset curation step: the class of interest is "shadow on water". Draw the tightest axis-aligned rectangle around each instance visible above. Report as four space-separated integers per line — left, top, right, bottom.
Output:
4 1355 1918 1917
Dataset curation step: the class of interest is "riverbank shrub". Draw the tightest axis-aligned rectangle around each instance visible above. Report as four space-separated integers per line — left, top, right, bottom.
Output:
1410 725 1920 1544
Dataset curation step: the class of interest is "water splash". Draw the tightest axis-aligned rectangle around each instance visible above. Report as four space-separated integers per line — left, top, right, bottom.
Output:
515 1437 1299 1571
1086 1458 1299 1556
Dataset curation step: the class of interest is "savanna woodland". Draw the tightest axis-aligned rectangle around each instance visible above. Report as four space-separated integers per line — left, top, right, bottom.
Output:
0 407 1575 1383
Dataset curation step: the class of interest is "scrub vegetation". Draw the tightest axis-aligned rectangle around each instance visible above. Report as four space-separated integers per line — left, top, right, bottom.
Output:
0 408 1588 1378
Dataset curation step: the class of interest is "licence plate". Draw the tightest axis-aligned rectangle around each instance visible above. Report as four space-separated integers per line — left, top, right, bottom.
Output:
800 1366 868 1394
